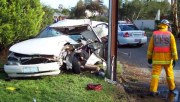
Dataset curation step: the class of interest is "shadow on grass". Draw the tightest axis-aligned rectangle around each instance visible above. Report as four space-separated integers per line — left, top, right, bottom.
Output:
0 71 8 79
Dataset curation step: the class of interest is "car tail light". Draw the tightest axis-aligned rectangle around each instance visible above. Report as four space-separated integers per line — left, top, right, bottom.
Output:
123 32 129 37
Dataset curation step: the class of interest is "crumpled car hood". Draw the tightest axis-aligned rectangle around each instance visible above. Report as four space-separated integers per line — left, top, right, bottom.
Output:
9 35 78 56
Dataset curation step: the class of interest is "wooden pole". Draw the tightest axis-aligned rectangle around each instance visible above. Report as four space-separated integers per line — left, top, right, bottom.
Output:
107 0 118 81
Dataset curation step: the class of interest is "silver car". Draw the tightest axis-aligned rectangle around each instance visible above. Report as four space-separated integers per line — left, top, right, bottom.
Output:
117 21 147 47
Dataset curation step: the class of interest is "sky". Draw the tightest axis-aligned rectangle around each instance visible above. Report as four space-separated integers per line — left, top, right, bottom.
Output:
40 0 109 9
40 0 171 9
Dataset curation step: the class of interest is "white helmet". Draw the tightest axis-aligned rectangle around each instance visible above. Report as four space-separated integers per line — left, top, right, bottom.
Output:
160 19 170 26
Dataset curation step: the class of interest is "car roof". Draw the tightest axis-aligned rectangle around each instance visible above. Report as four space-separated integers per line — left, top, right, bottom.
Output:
118 20 133 25
50 19 91 28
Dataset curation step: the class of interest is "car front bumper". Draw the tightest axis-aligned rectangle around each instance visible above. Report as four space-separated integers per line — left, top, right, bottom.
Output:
4 62 60 77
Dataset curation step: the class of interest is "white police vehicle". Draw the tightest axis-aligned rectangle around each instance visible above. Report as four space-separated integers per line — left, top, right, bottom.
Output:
118 21 147 47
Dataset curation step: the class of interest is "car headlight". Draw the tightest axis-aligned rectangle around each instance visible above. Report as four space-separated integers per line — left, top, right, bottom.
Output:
7 57 20 65
7 61 20 65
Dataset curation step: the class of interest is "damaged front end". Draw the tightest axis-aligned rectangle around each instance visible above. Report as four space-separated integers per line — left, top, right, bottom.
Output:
4 52 61 77
4 19 108 77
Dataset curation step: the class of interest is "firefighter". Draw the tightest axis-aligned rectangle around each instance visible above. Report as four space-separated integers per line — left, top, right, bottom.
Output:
147 19 178 96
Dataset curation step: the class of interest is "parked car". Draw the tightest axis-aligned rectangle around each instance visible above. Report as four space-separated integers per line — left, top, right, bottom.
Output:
4 19 107 77
117 21 147 47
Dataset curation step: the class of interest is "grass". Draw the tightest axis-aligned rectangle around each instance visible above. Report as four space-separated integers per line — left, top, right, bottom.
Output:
0 70 128 102
0 49 127 102
117 61 123 75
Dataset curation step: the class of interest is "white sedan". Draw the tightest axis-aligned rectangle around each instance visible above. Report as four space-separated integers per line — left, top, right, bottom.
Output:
4 19 107 77
117 21 147 47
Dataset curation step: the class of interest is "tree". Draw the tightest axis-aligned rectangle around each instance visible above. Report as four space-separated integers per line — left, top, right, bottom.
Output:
86 1 106 16
69 0 86 18
0 0 44 49
119 0 143 21
58 4 63 11
141 1 170 19
118 0 171 21
61 8 70 16
41 5 54 30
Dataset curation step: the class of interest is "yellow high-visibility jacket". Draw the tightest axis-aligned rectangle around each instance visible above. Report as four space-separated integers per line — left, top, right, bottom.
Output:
147 29 178 65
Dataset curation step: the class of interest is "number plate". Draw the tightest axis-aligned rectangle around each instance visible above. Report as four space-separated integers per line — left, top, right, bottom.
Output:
23 66 38 73
135 39 141 42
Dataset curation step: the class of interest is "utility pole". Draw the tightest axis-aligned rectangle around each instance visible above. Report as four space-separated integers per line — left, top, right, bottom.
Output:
107 0 118 81
172 0 179 36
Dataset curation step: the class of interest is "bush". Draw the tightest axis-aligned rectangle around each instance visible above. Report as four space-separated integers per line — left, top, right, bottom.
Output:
0 0 44 48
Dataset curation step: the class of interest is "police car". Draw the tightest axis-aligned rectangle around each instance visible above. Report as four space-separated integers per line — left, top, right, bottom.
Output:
117 21 147 47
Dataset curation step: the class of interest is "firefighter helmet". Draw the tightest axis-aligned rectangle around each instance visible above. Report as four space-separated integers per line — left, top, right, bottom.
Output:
160 19 170 26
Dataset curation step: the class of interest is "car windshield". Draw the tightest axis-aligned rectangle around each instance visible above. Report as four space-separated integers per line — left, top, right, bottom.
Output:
69 34 82 41
36 25 101 42
37 27 64 38
119 24 139 31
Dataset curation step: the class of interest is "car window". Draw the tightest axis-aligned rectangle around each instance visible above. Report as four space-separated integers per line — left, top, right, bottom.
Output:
69 34 82 41
37 27 63 38
119 24 139 31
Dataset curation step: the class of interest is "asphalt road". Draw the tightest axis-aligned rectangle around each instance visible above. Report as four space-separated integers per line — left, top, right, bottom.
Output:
117 37 180 70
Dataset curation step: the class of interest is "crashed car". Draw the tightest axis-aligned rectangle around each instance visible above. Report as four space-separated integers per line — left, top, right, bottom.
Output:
4 19 108 77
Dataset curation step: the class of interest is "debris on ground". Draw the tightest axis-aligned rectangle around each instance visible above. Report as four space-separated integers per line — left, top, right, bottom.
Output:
86 83 102 91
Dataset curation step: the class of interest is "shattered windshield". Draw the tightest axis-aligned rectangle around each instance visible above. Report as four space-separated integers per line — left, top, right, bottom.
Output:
36 25 101 42
37 27 64 38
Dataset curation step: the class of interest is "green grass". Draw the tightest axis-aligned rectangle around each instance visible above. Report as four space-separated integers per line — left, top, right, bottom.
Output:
117 61 123 75
0 71 127 102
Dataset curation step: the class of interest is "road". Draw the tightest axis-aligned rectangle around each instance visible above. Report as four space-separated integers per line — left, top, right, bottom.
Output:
118 37 180 69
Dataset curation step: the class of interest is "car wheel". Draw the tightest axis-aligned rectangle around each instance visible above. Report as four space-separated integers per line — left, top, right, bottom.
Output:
72 57 81 74
137 44 143 47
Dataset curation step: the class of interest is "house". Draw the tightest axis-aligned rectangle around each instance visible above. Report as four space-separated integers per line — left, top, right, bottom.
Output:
53 13 67 23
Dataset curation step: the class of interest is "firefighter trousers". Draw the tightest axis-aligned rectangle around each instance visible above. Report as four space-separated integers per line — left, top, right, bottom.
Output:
150 64 175 92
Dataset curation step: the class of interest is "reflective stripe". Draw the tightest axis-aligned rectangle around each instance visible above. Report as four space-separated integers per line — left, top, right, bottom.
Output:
154 46 170 52
172 52 177 56
152 75 159 79
167 76 173 80
147 51 152 55
153 60 171 64
153 30 171 35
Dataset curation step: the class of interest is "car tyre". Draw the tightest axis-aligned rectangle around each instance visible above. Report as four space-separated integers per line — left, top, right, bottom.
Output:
72 57 81 74
137 44 143 47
